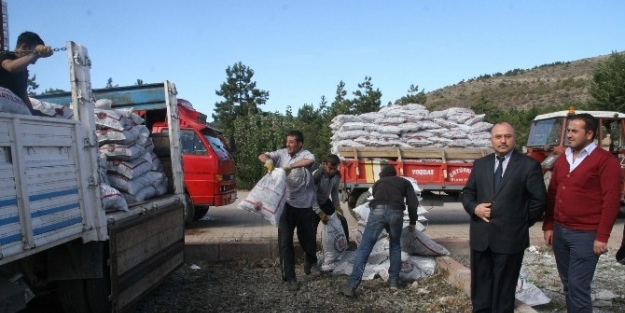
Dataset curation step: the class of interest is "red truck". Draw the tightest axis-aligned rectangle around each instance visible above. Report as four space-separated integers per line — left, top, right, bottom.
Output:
338 146 491 209
150 98 237 222
37 85 237 224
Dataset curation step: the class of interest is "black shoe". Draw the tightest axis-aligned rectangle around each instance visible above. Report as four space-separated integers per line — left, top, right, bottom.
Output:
616 245 625 265
304 262 321 276
389 280 399 290
339 285 356 297
286 278 299 291
304 261 320 275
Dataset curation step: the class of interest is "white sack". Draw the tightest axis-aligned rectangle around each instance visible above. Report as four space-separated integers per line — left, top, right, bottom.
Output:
237 168 287 227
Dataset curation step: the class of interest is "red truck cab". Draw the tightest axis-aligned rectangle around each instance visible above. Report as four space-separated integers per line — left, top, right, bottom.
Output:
148 99 237 223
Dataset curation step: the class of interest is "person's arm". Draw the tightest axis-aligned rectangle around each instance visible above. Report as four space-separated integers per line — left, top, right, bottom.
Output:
1 54 39 73
404 181 420 226
258 153 271 164
595 154 621 243
526 160 547 227
331 175 340 208
543 158 560 246
288 158 314 169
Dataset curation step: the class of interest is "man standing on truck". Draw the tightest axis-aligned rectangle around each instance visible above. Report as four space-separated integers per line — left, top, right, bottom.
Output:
461 122 546 313
0 31 53 115
339 165 420 297
259 130 324 291
543 113 621 312
313 154 350 243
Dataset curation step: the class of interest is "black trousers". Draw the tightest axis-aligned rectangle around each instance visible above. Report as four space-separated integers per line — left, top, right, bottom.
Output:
278 202 318 281
470 247 524 313
318 199 349 242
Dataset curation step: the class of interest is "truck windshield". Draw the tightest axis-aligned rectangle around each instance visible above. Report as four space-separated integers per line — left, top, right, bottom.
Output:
526 118 564 147
201 128 232 160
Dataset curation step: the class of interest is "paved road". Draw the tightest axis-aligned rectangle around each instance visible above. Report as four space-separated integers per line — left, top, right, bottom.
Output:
184 191 624 261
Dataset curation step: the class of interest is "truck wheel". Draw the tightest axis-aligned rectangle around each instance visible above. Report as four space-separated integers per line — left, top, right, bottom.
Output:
349 191 371 221
184 193 195 225
193 207 209 221
347 189 364 210
85 277 111 313
57 280 91 313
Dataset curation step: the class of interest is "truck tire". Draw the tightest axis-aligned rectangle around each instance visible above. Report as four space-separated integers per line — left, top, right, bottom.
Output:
193 207 209 221
349 191 371 221
85 277 111 313
57 280 91 313
184 193 195 225
347 189 365 210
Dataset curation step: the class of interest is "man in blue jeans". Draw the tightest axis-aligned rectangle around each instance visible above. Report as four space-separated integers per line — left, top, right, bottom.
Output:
339 165 419 297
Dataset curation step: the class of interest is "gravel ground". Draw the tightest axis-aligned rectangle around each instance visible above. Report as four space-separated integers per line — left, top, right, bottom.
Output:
134 258 473 313
455 246 625 313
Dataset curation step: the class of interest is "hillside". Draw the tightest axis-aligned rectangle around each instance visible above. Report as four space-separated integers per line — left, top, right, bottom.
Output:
424 54 611 110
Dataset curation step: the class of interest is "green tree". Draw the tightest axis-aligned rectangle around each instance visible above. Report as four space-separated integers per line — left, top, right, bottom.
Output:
295 97 331 161
589 51 625 112
351 76 382 114
135 79 144 85
327 80 352 118
27 74 39 95
42 87 66 94
397 84 427 105
105 77 118 88
233 109 295 189
213 62 269 137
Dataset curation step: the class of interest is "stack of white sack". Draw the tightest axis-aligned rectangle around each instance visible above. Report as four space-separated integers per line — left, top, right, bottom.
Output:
94 99 168 211
320 177 449 282
0 87 31 115
237 168 288 227
329 104 493 154
29 97 73 119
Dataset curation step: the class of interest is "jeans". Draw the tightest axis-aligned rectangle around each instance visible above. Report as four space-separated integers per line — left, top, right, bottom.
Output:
552 223 599 313
347 205 403 288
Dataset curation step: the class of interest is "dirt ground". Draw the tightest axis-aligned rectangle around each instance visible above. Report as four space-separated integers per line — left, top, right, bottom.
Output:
455 247 625 313
134 258 473 313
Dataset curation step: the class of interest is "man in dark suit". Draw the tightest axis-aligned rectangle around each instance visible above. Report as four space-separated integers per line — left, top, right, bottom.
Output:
461 122 547 313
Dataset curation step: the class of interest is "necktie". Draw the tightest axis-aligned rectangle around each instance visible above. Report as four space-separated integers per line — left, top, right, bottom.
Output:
494 156 505 190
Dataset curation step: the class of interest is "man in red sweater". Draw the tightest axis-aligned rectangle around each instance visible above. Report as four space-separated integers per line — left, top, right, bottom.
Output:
543 113 621 313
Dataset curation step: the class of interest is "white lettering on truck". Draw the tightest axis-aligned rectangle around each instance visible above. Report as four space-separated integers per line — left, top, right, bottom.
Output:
411 169 434 176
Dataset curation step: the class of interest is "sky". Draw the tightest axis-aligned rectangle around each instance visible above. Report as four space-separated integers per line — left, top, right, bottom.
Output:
4 1 625 120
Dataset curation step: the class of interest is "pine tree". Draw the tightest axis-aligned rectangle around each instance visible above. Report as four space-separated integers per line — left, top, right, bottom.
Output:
213 62 269 137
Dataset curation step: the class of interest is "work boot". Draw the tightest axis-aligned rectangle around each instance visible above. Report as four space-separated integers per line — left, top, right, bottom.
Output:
304 262 321 276
389 280 399 290
339 284 356 297
617 245 625 265
304 261 321 276
286 278 299 291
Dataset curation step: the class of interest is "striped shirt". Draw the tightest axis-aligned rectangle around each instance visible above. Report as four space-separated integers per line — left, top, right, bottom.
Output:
265 148 316 208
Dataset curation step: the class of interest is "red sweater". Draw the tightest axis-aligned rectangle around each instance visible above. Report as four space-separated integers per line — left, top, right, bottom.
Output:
543 148 621 243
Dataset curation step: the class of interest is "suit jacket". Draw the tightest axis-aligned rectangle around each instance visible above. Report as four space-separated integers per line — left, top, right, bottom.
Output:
461 150 547 254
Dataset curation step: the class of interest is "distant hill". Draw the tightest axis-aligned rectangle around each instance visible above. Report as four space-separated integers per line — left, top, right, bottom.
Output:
424 54 612 110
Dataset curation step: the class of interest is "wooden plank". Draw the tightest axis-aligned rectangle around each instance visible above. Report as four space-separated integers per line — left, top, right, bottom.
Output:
114 208 184 275
338 146 491 160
